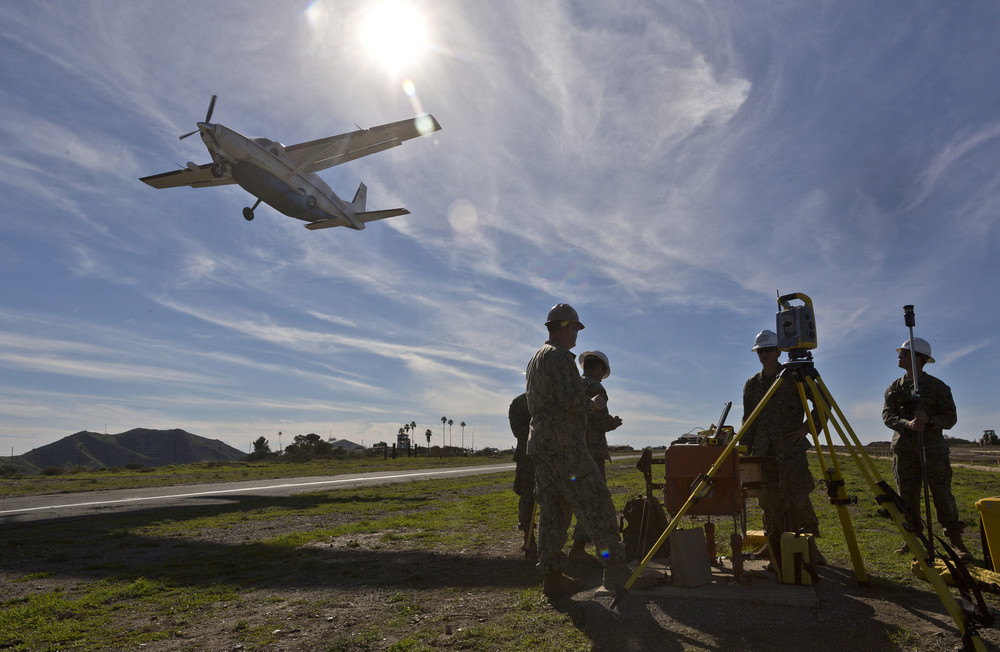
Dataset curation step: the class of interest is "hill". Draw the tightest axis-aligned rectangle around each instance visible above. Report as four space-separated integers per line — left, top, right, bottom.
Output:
10 428 246 474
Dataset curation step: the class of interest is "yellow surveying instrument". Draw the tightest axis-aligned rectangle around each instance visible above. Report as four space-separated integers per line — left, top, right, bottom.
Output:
614 292 993 651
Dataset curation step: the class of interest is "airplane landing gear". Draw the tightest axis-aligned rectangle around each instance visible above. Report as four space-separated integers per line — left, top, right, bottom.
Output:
211 162 225 178
243 198 262 222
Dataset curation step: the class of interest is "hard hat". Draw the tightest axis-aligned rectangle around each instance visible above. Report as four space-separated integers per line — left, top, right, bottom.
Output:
751 329 778 351
578 350 610 379
897 338 934 363
545 303 585 330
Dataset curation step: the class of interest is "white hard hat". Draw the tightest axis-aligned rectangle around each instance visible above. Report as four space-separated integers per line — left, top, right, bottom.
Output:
578 350 610 379
751 329 778 351
897 338 934 363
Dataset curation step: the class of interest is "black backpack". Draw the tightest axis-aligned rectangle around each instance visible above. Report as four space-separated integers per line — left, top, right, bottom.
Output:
620 494 670 561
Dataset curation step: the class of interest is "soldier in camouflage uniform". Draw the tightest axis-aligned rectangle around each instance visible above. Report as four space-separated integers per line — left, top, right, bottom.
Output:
742 330 821 540
882 337 971 559
525 304 631 596
508 392 536 559
569 350 623 562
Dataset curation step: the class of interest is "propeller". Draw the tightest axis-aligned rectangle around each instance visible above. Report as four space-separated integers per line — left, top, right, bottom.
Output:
180 95 218 140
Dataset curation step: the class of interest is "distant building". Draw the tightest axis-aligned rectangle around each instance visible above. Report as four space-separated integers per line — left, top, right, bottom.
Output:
327 438 364 451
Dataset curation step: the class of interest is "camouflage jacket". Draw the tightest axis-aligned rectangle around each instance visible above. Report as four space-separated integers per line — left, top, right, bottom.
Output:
882 372 956 443
525 341 593 456
508 393 531 462
741 365 808 459
582 375 618 462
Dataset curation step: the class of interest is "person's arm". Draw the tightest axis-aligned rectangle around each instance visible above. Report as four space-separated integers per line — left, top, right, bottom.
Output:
923 378 957 431
883 382 917 433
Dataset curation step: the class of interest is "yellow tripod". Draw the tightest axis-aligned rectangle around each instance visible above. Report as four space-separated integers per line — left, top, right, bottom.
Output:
619 348 989 652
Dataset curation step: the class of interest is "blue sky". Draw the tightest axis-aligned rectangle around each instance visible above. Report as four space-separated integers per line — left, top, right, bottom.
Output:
1 1 998 457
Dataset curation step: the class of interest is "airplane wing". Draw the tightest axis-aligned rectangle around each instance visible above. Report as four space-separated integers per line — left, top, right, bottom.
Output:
285 114 441 174
139 163 236 189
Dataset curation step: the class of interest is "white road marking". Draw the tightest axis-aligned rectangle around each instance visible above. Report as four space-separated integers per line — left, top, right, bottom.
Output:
0 464 513 516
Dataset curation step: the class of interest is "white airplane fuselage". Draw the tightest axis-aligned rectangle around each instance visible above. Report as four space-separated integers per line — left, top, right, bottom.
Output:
196 122 361 228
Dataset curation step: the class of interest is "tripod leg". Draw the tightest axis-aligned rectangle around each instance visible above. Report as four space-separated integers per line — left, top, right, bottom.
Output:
797 378 868 584
807 375 986 652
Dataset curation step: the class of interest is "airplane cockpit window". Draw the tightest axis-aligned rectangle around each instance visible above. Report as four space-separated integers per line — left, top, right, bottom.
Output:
254 137 286 157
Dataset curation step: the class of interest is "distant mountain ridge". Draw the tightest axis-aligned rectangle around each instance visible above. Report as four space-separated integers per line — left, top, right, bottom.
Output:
9 428 246 474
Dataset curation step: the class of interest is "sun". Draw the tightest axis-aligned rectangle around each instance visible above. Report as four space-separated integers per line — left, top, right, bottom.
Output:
359 1 430 73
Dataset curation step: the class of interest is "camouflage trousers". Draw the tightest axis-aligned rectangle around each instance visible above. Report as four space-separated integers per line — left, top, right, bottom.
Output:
513 459 536 532
759 452 820 536
892 433 964 536
532 449 624 574
572 455 607 544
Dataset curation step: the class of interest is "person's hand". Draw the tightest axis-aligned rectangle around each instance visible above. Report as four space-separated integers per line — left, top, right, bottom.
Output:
907 409 929 432
612 415 623 429
785 426 809 443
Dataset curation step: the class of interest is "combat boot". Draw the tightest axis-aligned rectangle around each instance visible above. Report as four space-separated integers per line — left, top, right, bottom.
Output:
947 533 973 561
894 542 910 555
602 560 657 591
523 535 537 562
602 560 631 591
542 572 582 596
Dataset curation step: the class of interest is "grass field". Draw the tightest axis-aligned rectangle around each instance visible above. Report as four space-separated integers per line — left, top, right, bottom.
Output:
0 453 997 650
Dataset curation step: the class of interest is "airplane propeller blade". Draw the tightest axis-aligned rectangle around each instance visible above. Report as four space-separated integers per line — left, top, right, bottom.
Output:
205 95 217 123
179 95 218 140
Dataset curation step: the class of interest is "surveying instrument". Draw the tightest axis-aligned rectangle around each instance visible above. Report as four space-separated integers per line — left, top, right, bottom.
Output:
615 293 992 651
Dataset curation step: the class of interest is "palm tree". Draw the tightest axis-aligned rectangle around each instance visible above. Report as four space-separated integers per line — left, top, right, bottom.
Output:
424 429 431 446
441 416 447 446
447 419 454 447
410 421 417 439
460 421 466 449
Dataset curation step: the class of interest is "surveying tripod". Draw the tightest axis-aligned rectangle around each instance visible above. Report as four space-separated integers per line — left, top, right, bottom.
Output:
617 348 992 651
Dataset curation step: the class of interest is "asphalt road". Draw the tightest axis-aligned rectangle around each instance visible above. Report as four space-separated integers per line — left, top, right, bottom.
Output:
0 462 516 525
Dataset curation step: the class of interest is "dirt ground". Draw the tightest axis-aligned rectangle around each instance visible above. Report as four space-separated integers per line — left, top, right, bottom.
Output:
4 510 998 652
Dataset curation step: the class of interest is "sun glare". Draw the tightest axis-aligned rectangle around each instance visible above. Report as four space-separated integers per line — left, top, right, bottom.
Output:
360 1 429 72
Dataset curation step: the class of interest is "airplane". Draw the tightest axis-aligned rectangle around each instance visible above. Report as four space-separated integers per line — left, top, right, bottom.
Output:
140 96 441 230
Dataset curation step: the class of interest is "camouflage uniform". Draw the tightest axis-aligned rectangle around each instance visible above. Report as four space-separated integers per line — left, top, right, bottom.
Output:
526 341 625 574
882 372 963 537
508 393 535 533
571 375 618 544
742 365 819 536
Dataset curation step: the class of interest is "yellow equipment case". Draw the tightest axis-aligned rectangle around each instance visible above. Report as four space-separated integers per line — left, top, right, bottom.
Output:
976 496 1000 572
769 531 820 586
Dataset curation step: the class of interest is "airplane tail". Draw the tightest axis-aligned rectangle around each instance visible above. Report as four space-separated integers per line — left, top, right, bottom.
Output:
304 208 410 231
349 182 409 225
304 184 409 231
351 183 367 212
